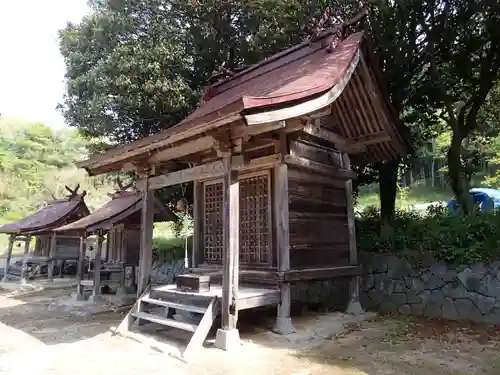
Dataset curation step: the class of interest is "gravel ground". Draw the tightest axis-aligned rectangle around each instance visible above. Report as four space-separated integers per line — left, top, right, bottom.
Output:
0 287 499 375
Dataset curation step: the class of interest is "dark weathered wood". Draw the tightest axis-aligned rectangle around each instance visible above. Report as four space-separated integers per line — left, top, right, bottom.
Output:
284 265 362 281
302 122 362 152
145 161 226 190
221 156 239 330
287 168 346 188
284 154 356 180
183 297 220 360
20 236 31 284
274 163 293 330
76 235 86 298
290 248 350 268
274 164 290 271
92 233 104 298
289 139 343 167
148 136 217 164
176 274 211 293
137 179 155 297
114 286 150 335
342 153 357 265
192 181 202 267
1 235 15 282
47 233 57 281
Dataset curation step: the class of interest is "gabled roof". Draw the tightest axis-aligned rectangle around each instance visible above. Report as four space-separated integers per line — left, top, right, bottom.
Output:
54 190 175 233
78 30 410 175
0 193 89 235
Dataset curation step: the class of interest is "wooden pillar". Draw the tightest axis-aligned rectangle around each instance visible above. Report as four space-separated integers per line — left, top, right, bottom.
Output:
343 153 364 315
215 156 240 350
192 181 202 268
91 232 104 302
137 177 155 297
75 234 86 301
2 235 15 282
47 233 57 281
20 235 32 285
273 163 295 334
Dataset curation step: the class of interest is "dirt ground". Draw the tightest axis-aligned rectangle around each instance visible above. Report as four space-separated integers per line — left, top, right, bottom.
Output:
0 287 499 375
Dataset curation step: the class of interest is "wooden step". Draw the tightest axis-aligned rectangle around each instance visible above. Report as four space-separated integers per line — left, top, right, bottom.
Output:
131 312 197 332
141 297 207 314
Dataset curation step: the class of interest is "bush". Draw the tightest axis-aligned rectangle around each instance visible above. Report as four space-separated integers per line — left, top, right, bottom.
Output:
356 205 500 264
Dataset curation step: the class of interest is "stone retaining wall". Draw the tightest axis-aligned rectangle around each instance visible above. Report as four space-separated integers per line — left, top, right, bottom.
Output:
361 252 500 324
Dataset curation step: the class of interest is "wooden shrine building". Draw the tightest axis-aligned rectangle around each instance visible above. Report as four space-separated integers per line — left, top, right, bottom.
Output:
76 29 410 359
54 187 175 301
0 185 89 283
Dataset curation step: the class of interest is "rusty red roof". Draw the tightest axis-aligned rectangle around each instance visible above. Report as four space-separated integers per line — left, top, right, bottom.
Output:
0 195 88 234
181 32 363 127
54 191 175 233
78 30 409 174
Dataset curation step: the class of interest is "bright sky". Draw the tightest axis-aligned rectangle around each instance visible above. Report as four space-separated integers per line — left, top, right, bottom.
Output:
0 0 90 128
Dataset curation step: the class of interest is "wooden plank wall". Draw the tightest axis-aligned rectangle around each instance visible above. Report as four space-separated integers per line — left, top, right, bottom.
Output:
287 140 350 269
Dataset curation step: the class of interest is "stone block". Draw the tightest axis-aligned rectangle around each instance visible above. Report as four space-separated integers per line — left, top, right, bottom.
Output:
424 301 443 318
455 299 474 320
393 280 407 293
457 268 473 288
406 290 422 304
479 274 500 297
371 254 389 273
470 263 488 279
387 256 411 278
364 273 375 290
430 263 456 282
470 293 495 315
411 302 424 315
391 292 407 307
442 297 459 321
482 308 500 325
398 304 411 314
443 282 469 299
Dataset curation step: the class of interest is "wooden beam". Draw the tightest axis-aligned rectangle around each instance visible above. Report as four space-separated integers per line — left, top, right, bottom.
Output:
145 160 225 190
75 234 86 300
1 235 15 282
232 120 286 139
148 136 217 165
47 233 57 281
221 156 239 330
352 131 390 146
192 181 202 267
274 163 295 334
92 233 104 299
302 123 363 152
142 153 281 190
274 164 290 272
20 235 31 284
284 154 356 180
342 154 357 265
284 266 362 282
137 179 155 297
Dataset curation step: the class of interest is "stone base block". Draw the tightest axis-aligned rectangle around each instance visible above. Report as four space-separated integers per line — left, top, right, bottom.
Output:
214 328 240 351
273 317 296 335
346 300 364 315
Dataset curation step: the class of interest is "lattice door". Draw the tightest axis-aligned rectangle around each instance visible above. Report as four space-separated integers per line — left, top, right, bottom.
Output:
202 171 272 267
203 181 224 264
239 172 272 266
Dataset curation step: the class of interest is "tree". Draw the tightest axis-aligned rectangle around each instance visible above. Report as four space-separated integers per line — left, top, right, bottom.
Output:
417 0 500 213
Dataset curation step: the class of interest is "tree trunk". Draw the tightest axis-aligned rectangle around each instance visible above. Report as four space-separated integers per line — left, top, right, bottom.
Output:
447 132 473 214
431 159 435 188
378 158 399 238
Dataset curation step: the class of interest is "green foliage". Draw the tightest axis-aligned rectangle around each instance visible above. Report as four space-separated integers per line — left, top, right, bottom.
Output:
357 206 500 264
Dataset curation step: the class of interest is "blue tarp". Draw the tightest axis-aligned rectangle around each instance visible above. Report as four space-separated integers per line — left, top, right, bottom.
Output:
447 188 500 215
